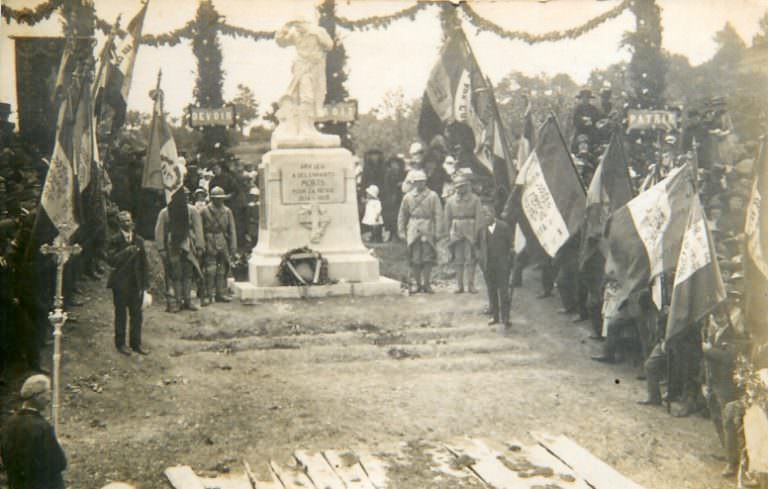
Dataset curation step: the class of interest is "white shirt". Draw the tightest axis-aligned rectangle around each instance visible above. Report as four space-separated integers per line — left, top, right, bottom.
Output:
488 222 496 234
121 229 133 243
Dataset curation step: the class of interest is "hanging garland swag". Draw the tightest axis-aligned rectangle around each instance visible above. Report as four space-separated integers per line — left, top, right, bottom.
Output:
1 0 62 25
459 0 633 44
8 0 636 47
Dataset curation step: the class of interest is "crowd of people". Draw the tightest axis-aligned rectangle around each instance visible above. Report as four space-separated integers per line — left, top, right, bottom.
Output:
1 82 767 485
352 87 765 481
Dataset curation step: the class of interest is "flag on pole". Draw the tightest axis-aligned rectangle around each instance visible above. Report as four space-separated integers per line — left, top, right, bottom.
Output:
745 136 768 339
94 1 148 131
516 97 534 172
513 98 534 253
578 131 633 269
417 30 513 188
142 71 184 203
665 195 726 340
515 116 586 257
40 41 90 242
604 163 694 315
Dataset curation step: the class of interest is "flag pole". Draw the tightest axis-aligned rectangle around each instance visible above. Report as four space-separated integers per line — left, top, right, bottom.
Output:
40 231 81 433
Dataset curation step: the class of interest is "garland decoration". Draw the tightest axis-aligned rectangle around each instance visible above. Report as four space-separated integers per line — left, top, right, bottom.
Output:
334 1 437 31
95 16 275 45
218 21 275 41
277 247 331 286
1 0 62 25
459 0 633 44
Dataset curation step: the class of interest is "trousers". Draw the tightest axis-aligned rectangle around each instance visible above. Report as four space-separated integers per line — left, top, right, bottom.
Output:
113 288 142 349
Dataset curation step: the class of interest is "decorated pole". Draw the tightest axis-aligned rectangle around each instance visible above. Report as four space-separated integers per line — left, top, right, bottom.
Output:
40 230 81 432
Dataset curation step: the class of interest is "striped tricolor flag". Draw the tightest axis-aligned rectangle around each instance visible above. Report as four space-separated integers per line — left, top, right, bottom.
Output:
604 163 694 316
665 195 726 340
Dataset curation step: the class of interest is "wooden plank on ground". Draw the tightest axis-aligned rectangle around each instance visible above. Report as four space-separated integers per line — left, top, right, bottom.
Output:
354 447 389 489
487 438 590 489
444 438 521 489
323 450 376 489
269 460 314 489
532 432 645 489
244 461 284 489
294 450 346 489
165 466 207 489
200 473 253 489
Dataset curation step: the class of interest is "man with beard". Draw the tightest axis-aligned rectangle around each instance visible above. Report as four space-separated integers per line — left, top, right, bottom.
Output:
155 191 204 312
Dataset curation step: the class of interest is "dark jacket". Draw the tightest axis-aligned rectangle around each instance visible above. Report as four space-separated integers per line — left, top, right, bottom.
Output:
0 408 67 489
106 231 148 293
476 219 514 275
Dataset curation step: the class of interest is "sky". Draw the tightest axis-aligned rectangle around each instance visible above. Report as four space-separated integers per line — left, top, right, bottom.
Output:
1 0 767 124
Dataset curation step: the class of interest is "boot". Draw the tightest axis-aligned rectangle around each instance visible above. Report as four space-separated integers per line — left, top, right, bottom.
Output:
422 265 434 293
215 271 231 302
454 267 464 293
170 281 182 313
411 266 422 293
466 265 478 293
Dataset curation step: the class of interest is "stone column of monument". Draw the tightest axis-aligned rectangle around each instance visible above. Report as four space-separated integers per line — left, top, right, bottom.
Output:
236 18 398 299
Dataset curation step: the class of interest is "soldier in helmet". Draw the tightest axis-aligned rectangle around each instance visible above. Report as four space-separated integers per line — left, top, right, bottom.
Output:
397 170 443 294
444 172 482 294
200 186 237 303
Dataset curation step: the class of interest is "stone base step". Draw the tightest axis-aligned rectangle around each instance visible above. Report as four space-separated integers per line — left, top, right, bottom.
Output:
233 277 402 303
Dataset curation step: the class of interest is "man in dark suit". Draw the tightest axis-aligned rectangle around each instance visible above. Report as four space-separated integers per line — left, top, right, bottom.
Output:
476 205 514 329
107 211 149 355
0 374 67 489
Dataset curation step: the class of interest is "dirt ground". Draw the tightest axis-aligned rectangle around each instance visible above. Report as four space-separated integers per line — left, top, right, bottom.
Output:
1 240 734 489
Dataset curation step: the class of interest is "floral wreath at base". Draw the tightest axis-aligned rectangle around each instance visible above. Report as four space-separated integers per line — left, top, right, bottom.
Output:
276 247 331 286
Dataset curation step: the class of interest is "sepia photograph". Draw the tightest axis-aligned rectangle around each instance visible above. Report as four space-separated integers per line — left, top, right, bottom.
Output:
1 0 768 488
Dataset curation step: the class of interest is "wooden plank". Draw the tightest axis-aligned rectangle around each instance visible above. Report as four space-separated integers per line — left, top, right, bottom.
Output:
532 432 645 489
165 466 207 489
200 473 253 489
323 450 376 489
294 450 346 489
353 448 389 489
444 438 521 489
486 438 590 489
269 460 314 489
244 461 284 489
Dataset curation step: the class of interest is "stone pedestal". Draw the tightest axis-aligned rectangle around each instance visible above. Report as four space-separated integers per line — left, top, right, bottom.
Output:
238 146 397 298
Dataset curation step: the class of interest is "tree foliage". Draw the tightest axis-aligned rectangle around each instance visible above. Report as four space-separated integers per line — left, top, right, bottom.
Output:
230 83 259 134
318 0 353 150
350 90 421 157
192 0 229 154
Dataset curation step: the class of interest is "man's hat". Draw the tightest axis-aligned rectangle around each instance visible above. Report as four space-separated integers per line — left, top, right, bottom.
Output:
193 187 207 196
408 169 427 182
209 186 230 199
454 174 471 186
408 142 424 158
249 187 260 196
576 89 595 100
20 374 50 399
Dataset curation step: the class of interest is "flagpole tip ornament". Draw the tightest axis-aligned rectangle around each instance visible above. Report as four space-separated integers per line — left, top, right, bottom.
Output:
271 18 340 150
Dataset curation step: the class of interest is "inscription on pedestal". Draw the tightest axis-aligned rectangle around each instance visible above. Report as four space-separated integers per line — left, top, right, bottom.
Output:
281 161 345 204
